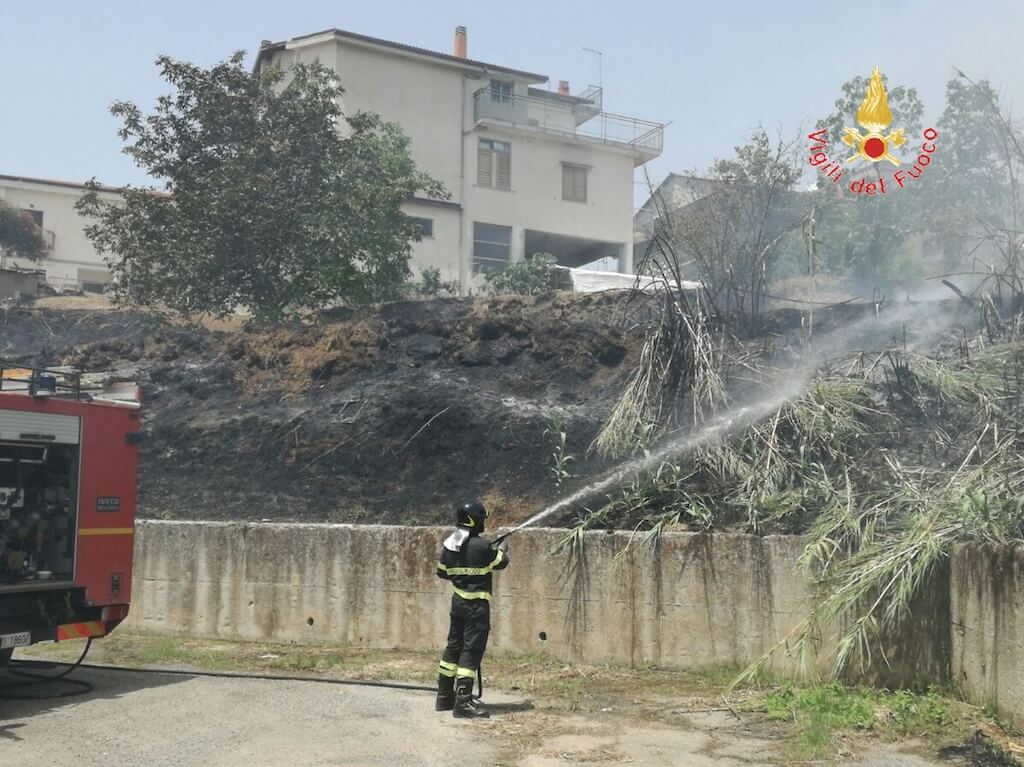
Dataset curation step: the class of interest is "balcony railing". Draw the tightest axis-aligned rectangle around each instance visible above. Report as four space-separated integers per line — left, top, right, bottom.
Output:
473 89 663 159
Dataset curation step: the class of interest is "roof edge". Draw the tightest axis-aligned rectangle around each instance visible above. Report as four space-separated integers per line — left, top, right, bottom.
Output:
255 27 548 82
0 174 127 195
527 87 594 105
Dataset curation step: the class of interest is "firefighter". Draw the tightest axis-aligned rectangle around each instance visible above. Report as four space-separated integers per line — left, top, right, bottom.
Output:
434 500 509 718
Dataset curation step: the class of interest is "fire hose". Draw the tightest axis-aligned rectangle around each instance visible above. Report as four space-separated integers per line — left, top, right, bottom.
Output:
0 639 94 700
490 519 534 548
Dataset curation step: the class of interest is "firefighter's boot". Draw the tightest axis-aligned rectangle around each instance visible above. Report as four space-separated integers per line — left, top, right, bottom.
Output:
453 676 489 719
435 673 455 712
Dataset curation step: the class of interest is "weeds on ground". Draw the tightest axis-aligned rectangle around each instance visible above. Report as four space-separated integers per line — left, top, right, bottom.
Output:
24 633 437 681
543 413 575 492
761 683 957 759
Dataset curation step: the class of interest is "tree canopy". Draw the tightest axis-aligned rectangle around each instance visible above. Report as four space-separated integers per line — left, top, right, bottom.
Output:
920 76 1015 268
0 202 47 265
814 72 925 285
77 52 446 322
653 129 807 325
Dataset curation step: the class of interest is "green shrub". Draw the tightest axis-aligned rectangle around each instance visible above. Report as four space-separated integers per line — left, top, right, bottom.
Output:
409 267 458 298
484 253 556 295
420 267 443 296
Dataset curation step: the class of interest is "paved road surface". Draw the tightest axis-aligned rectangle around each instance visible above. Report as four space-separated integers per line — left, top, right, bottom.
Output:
0 666 503 766
0 666 964 766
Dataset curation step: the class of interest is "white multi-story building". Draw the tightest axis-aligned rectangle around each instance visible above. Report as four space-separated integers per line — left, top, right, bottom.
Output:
255 26 664 290
0 174 120 292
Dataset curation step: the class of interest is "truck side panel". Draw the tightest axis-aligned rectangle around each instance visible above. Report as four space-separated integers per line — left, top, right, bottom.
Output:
76 404 140 606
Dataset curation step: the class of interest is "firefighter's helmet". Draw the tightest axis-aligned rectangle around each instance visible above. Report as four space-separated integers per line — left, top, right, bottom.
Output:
456 500 488 532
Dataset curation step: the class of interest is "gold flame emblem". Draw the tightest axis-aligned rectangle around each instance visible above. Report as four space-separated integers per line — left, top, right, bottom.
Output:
842 67 905 166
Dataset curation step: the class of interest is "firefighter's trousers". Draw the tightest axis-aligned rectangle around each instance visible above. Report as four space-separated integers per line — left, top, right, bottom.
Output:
439 593 490 684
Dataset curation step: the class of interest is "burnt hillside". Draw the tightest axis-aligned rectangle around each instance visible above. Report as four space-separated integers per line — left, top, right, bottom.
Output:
1 293 983 529
2 294 645 525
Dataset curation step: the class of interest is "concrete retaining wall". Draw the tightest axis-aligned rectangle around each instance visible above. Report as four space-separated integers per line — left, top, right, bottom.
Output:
127 521 815 672
127 522 1024 723
951 543 1024 729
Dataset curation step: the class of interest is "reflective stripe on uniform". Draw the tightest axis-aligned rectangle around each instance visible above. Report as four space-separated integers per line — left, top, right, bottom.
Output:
439 565 489 576
455 667 476 679
436 548 505 577
452 587 491 601
438 660 457 678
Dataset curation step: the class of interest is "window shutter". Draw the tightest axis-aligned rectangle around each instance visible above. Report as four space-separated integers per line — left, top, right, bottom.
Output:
562 165 586 202
496 151 511 190
477 145 493 187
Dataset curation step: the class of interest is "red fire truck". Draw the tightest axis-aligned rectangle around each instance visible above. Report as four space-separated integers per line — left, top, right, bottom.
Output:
0 362 140 664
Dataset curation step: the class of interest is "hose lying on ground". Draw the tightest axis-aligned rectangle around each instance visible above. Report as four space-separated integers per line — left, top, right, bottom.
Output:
0 639 94 700
0 641 436 700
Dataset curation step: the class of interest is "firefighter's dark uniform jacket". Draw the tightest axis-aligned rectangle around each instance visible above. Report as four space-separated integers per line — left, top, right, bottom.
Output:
436 534 508 599
436 531 508 683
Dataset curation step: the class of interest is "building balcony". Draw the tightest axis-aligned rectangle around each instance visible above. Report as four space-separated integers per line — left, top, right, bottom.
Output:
473 87 663 166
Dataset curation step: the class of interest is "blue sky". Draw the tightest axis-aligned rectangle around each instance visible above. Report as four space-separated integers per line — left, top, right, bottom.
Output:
2 0 1021 209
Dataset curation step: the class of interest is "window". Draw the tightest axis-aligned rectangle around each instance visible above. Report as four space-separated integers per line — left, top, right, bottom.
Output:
478 139 511 190
409 217 433 237
562 164 588 203
21 209 43 227
473 223 511 274
78 268 111 294
489 80 513 103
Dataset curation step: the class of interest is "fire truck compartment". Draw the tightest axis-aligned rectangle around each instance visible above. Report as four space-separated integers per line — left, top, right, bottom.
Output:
0 411 81 592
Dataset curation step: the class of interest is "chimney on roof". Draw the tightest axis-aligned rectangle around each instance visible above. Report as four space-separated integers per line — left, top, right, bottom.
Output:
558 80 570 96
454 26 467 58
260 39 272 48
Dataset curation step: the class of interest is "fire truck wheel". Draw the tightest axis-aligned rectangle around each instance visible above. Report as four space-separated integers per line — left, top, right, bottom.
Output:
0 648 13 667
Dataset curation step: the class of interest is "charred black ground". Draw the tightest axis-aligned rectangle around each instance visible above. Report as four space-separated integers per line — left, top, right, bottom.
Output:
2 294 647 524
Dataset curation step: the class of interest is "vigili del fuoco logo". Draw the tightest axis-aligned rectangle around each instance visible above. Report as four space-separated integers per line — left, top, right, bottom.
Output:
808 67 939 196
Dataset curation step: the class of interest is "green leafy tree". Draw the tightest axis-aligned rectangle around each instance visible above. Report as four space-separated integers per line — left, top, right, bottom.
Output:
920 76 1014 268
932 72 1024 304
655 129 806 324
820 74 925 150
816 73 924 284
77 53 446 322
0 202 47 266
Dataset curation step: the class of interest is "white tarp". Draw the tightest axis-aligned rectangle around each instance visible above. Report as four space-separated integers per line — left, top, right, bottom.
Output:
555 266 701 294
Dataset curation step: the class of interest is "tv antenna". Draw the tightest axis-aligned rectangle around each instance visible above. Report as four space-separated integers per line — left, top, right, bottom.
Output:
583 47 603 90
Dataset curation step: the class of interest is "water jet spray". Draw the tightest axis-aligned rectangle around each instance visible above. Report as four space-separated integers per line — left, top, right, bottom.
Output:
491 298 965 547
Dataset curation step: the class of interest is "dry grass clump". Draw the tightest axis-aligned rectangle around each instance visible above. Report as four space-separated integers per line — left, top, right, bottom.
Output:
238 320 386 395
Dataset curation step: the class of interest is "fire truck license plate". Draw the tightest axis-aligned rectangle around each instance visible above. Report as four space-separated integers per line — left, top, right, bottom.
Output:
0 632 31 650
